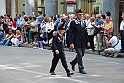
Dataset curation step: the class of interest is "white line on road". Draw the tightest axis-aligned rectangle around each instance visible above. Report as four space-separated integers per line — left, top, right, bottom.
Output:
0 65 90 83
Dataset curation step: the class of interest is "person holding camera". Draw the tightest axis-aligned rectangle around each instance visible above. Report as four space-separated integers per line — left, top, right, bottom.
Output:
104 32 121 57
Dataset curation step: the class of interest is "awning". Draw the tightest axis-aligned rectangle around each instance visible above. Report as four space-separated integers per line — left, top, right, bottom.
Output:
66 0 76 3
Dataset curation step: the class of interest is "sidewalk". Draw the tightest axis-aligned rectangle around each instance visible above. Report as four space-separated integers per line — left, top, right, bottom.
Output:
20 44 124 58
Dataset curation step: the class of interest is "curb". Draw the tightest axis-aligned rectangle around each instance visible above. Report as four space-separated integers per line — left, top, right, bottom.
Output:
20 44 124 58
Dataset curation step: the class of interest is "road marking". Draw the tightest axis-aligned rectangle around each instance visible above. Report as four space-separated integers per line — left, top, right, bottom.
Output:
109 62 119 64
24 65 41 68
0 65 90 83
88 74 101 77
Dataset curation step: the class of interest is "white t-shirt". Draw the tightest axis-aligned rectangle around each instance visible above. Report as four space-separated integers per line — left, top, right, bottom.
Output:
86 22 95 35
46 22 54 32
120 20 124 30
109 36 121 49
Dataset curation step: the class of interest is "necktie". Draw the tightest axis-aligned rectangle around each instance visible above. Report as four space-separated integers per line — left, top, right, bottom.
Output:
79 20 81 25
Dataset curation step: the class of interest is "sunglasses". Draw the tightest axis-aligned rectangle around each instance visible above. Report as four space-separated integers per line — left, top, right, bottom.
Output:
78 14 83 16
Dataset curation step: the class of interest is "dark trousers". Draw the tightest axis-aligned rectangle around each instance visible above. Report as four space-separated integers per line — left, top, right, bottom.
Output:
50 53 70 73
71 48 85 71
88 35 94 50
120 31 124 52
47 30 54 45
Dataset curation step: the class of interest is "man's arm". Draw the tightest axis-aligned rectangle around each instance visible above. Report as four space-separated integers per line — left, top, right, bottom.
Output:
68 21 74 48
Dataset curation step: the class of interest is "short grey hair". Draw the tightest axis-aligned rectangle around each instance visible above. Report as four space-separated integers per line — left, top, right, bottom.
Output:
122 12 124 15
96 14 101 18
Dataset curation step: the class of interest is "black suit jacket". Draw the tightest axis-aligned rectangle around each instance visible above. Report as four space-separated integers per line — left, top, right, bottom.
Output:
68 19 89 48
52 33 64 53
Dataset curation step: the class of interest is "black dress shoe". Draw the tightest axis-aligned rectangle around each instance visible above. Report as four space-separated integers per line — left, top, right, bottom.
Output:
67 72 74 77
79 70 87 74
70 62 75 71
50 71 56 75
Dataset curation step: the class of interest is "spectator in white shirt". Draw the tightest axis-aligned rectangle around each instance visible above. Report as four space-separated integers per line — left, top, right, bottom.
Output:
84 14 90 27
120 12 124 53
104 32 121 58
46 17 54 46
86 17 95 52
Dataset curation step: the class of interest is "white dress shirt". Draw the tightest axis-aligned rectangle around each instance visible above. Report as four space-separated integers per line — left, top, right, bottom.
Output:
120 20 124 30
46 22 54 32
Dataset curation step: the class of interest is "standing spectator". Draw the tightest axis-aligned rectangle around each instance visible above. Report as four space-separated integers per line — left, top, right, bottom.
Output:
36 11 42 40
42 14 46 21
101 16 113 50
7 17 12 35
17 14 21 31
12 18 17 34
86 17 95 52
28 16 33 44
91 14 104 54
23 17 30 44
101 14 106 23
3 14 9 34
84 14 90 27
0 28 4 41
46 17 54 45
58 14 66 27
20 11 25 25
102 16 113 35
30 17 38 43
68 9 90 74
105 11 112 21
105 11 111 16
54 14 60 32
66 14 75 47
120 12 124 53
37 11 42 30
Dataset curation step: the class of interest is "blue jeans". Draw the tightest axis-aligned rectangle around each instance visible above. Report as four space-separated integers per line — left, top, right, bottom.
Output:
5 39 11 46
120 31 124 52
71 47 85 71
0 39 11 46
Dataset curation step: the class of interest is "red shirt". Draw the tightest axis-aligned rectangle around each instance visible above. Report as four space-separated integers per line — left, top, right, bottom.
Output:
12 21 17 28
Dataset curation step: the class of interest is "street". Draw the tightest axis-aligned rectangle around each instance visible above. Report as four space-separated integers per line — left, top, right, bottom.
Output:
0 46 124 83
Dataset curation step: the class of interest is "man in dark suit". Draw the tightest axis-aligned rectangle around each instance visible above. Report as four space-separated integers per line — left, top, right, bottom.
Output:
50 26 74 77
68 9 90 74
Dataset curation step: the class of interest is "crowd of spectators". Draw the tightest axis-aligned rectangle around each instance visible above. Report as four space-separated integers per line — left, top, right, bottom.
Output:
0 11 124 57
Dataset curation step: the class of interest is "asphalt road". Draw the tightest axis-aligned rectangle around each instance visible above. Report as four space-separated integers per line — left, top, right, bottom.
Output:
0 46 124 83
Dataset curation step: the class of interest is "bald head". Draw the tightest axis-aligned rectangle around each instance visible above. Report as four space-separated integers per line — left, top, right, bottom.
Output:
122 12 124 20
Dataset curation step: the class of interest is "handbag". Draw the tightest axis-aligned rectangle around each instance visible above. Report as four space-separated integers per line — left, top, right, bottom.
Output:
30 26 37 33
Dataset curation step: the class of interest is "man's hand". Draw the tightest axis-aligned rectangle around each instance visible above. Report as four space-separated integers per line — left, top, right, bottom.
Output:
87 42 90 47
55 50 59 54
70 44 74 49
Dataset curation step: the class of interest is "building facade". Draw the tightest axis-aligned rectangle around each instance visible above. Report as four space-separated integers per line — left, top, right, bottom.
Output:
0 0 124 35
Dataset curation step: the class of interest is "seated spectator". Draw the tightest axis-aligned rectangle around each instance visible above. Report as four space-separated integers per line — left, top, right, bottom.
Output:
33 34 48 49
0 30 14 46
38 34 48 49
104 32 121 58
33 35 38 49
11 30 23 47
